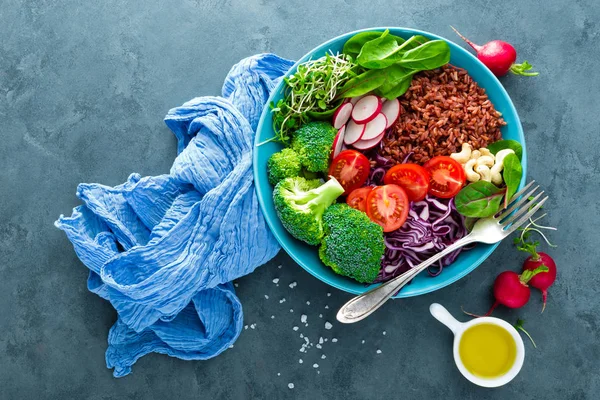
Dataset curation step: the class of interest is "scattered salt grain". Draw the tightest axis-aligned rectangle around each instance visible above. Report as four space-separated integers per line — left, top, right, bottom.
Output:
250 324 256 329
290 309 294 313
319 314 322 318
317 371 320 374
325 322 333 330
299 347 305 353
324 305 329 309
316 344 322 349
324 338 328 342
244 325 248 330
332 338 338 343
304 337 309 344
319 337 324 344
300 334 304 338
278 265 282 269
229 344 234 348
313 363 319 368
271 315 275 319
299 359 303 364
288 383 294 389
289 282 297 289
327 293 331 297
279 298 286 303
361 340 365 344
301 315 307 323
306 301 310 305
234 283 239 287
264 295 269 299
321 354 326 359
383 331 386 335
293 326 299 331
272 278 279 284
277 373 281 376
377 349 382 354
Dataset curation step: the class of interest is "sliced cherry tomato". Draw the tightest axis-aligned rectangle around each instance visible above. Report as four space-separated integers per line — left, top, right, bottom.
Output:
346 187 373 213
383 163 430 202
328 150 370 194
366 184 409 232
422 156 466 199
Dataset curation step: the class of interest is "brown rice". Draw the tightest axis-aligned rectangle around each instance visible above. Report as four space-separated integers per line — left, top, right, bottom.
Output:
379 65 506 165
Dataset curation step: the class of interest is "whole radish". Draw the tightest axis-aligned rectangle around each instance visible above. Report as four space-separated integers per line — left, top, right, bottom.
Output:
450 26 538 77
464 265 548 317
523 252 557 312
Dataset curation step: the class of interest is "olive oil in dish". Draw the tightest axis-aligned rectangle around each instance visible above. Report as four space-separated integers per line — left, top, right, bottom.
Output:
458 323 517 378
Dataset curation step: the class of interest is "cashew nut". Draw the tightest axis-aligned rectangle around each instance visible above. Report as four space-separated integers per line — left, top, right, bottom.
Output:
450 143 472 164
464 159 480 182
475 155 495 168
470 149 482 160
480 148 492 157
490 149 515 185
475 164 492 182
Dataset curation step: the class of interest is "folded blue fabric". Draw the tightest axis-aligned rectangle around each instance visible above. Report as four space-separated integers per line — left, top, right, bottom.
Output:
55 54 295 377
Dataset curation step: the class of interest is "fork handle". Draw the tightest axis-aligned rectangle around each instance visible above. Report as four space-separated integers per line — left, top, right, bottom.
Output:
336 235 476 324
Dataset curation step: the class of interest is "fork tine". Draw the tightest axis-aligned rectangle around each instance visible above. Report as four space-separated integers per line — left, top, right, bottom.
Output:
504 180 535 208
502 197 548 235
499 190 544 223
496 184 540 220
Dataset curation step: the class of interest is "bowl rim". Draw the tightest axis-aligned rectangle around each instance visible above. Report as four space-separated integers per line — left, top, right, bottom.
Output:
253 27 526 297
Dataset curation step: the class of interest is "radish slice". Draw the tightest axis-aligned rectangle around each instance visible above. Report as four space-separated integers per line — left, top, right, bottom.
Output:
352 131 385 150
351 95 382 124
332 126 346 159
332 102 353 129
349 95 364 105
343 120 365 145
361 113 387 140
380 98 401 128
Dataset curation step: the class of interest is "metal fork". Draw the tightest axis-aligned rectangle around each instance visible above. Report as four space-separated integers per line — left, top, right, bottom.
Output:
336 181 548 324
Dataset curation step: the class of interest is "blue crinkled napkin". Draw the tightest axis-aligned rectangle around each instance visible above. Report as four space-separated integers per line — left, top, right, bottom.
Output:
55 54 295 377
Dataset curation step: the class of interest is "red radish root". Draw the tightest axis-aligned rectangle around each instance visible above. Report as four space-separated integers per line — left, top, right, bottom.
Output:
522 252 556 312
450 26 538 77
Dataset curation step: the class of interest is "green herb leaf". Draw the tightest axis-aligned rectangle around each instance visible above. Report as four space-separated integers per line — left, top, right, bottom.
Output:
397 40 451 70
455 181 505 218
510 61 539 77
376 74 414 99
343 30 405 57
487 140 523 161
336 69 388 98
503 153 523 207
357 35 428 69
515 319 537 348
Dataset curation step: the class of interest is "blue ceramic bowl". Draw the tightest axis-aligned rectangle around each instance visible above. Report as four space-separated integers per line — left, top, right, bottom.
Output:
253 27 526 297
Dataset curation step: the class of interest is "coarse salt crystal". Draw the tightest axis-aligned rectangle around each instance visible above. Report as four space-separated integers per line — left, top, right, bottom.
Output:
316 344 322 349
301 315 307 323
288 383 294 389
277 373 281 376
293 326 299 331
272 278 279 284
244 325 248 330
300 333 304 338
361 340 365 344
250 324 256 329
324 305 329 309
327 293 331 297
332 338 338 343
290 309 294 313
319 337 324 344
279 298 286 303
325 322 333 330
271 315 275 319
299 359 303 364
278 265 282 269
377 349 382 354
383 331 386 335
234 283 239 287
313 363 319 368
306 301 310 305
264 295 269 299
321 354 326 359
289 282 297 289
319 314 322 318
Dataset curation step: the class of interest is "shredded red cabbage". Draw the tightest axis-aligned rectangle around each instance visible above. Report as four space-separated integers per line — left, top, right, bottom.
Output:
376 195 469 282
365 151 470 283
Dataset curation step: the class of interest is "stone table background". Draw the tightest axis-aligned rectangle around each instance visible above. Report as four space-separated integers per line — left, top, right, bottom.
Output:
1 0 598 399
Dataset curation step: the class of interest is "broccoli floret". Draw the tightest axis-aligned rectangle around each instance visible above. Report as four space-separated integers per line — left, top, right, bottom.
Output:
273 177 344 245
319 203 385 283
267 148 302 185
291 121 337 173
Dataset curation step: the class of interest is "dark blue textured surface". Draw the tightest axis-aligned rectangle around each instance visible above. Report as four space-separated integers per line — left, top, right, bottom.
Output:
1 0 599 398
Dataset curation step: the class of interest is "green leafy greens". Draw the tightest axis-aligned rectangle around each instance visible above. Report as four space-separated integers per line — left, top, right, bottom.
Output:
454 181 506 218
487 139 523 161
502 153 523 207
339 30 450 100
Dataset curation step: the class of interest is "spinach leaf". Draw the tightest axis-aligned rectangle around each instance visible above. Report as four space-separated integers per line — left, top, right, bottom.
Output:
502 153 523 206
398 40 451 70
343 30 405 58
357 35 430 69
455 181 505 218
487 140 523 161
336 69 388 98
376 73 415 99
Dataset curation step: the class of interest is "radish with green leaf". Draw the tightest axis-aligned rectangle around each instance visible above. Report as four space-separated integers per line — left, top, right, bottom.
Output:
450 26 539 77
